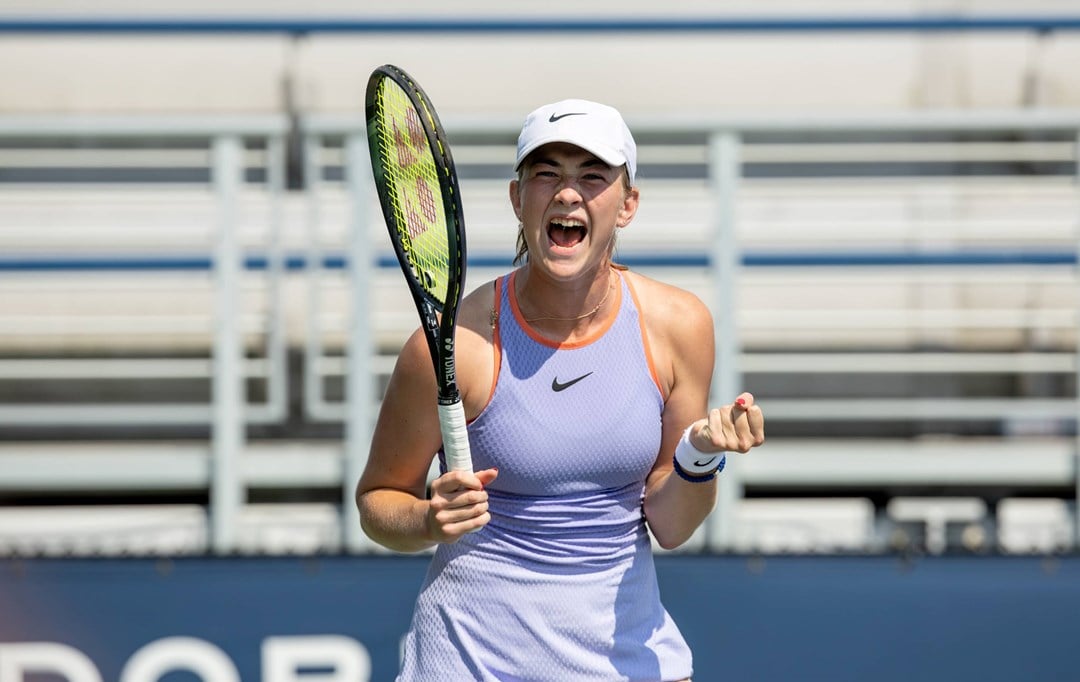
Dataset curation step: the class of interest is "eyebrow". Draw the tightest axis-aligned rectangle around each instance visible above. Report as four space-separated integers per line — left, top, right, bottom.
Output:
531 155 612 171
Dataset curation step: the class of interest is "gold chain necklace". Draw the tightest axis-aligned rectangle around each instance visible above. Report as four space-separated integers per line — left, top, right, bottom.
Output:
522 272 615 323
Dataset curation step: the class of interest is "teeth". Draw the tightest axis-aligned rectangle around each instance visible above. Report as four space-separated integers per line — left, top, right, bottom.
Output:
550 218 585 228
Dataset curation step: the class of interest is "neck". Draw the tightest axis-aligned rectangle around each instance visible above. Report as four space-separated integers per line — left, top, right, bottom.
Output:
518 266 617 325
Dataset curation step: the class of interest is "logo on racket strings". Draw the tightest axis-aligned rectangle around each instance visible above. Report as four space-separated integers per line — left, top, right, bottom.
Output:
388 106 439 242
404 176 438 241
392 107 426 167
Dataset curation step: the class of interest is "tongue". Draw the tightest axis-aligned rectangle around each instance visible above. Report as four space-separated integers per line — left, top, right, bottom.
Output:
550 225 584 248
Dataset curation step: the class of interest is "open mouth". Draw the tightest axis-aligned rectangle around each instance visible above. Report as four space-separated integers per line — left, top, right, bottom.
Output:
548 218 587 249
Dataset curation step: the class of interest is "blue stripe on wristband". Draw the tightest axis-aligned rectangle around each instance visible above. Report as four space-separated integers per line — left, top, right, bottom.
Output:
672 454 725 483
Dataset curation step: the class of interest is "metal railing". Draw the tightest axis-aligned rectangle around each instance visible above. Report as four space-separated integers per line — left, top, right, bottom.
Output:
1 110 1079 553
0 115 290 555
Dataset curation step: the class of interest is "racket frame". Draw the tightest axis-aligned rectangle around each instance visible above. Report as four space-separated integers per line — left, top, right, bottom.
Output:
365 64 471 471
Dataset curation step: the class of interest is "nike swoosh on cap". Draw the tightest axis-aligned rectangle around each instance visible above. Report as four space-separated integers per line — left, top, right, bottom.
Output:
551 372 593 392
548 112 587 123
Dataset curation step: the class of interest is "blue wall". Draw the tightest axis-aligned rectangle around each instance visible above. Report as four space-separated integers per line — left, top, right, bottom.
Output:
1 555 1078 681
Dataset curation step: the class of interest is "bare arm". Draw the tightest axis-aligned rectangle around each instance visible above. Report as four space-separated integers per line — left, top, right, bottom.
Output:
640 281 765 549
355 319 497 553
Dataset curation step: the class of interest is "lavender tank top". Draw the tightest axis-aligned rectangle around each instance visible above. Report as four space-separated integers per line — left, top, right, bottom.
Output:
397 269 693 682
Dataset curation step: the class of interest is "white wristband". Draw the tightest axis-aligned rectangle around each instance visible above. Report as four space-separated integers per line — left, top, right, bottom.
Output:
674 425 726 476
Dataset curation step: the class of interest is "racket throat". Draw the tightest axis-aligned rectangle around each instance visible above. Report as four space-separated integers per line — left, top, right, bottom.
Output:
438 349 458 400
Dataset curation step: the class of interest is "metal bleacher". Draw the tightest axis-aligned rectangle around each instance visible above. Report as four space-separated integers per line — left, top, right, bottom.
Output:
1 10 1080 557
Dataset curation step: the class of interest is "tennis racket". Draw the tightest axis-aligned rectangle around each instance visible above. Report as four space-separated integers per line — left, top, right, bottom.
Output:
364 64 472 473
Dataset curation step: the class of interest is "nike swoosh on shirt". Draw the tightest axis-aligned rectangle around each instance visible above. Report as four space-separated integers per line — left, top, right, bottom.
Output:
551 372 593 392
548 112 586 123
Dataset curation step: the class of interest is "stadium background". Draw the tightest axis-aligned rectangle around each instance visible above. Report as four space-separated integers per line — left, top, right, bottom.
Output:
2 1 1080 680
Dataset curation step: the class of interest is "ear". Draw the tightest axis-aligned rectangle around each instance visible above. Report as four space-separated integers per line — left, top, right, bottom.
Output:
616 186 640 228
509 179 522 220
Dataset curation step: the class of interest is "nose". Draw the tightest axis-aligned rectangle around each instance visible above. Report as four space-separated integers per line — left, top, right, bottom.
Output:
553 178 583 205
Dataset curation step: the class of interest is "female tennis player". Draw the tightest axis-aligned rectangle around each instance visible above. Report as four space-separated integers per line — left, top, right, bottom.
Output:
356 99 765 681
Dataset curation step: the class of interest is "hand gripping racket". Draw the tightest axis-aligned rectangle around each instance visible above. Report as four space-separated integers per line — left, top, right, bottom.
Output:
365 64 472 472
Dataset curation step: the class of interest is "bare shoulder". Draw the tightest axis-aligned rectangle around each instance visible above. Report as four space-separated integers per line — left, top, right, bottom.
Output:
457 276 499 343
391 276 497 382
454 276 500 415
622 269 714 396
623 269 714 342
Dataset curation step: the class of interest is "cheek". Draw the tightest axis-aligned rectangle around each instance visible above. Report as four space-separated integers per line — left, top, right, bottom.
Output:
520 192 548 219
594 193 626 219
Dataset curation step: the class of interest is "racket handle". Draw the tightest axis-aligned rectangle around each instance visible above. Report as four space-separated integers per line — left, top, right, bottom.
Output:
438 401 473 472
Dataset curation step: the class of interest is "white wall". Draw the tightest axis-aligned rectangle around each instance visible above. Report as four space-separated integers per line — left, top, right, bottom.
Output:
1 2 1079 117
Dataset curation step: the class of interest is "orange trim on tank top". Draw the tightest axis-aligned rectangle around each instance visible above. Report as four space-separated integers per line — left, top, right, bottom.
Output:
483 277 504 415
507 268 622 350
622 274 666 400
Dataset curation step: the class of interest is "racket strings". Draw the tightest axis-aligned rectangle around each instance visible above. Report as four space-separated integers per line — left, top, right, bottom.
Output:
372 79 452 305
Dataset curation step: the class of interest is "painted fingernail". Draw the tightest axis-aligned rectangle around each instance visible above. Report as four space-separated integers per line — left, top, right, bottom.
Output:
735 398 746 406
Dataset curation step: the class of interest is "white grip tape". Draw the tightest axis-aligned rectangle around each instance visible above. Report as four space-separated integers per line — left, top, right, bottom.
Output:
438 401 473 472
674 425 725 474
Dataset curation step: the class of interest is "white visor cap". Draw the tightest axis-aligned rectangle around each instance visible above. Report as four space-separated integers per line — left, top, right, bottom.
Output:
514 99 637 185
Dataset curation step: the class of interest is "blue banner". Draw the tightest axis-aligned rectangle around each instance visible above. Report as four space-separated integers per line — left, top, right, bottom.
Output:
1 555 1078 681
